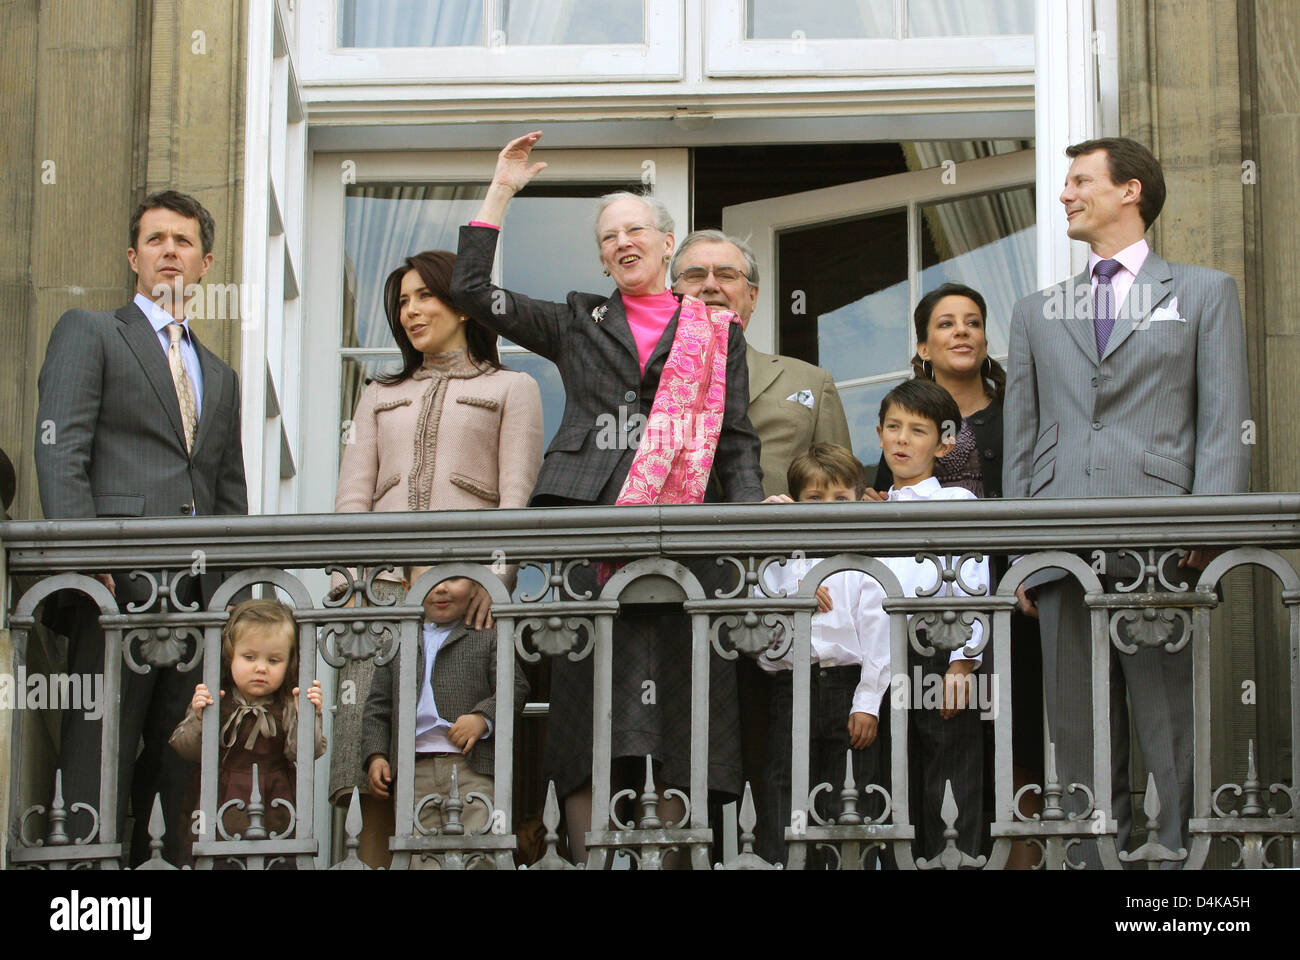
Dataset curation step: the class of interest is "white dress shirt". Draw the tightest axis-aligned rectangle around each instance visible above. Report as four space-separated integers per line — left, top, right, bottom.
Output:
134 292 203 417
884 477 990 667
1087 237 1149 313
758 559 891 718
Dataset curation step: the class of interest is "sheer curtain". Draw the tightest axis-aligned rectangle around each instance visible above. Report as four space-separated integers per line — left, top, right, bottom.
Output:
746 0 893 39
503 0 643 44
906 0 1033 36
904 140 1035 357
338 0 483 47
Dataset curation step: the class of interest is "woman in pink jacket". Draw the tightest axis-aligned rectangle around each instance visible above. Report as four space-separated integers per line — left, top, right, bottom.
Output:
330 249 543 866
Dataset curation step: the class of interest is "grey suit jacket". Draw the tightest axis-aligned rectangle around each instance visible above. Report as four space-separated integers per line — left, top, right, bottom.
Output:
35 302 248 602
450 225 764 505
1004 251 1250 503
360 623 530 778
746 348 851 497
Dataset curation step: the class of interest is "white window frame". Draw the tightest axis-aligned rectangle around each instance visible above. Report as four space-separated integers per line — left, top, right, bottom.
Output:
721 148 1036 376
299 148 689 515
705 0 1034 78
298 0 683 85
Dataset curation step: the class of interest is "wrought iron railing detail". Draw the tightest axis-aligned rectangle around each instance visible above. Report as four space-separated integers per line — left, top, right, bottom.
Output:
3 495 1297 870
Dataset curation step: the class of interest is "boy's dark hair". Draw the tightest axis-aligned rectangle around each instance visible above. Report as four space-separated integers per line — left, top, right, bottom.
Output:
878 378 962 443
1065 137 1166 228
130 190 216 256
787 442 867 500
378 249 502 385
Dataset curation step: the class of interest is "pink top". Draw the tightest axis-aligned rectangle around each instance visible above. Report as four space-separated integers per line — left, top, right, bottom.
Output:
623 291 679 376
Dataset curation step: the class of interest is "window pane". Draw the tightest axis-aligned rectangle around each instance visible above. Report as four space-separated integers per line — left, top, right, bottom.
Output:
747 0 894 39
906 0 1033 37
776 208 911 384
504 0 644 44
838 377 907 471
342 182 641 449
918 185 1037 359
338 0 483 47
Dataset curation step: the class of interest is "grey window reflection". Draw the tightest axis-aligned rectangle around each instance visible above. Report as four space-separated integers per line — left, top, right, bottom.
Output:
837 377 906 470
906 0 1034 37
777 209 910 384
747 0 893 39
504 0 644 44
919 186 1037 359
342 183 641 451
338 0 483 47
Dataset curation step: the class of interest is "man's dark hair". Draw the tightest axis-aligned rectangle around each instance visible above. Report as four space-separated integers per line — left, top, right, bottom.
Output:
1065 137 1166 229
878 378 961 443
130 190 216 256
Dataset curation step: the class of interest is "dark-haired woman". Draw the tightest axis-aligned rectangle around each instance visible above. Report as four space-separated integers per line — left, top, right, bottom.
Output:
329 249 543 866
871 282 1042 868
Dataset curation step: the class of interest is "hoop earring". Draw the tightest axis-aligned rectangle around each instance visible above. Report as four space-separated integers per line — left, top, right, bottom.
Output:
981 356 991 378
922 359 933 380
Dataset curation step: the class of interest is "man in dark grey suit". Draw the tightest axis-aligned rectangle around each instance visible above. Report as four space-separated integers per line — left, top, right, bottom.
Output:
35 190 248 865
1004 138 1250 865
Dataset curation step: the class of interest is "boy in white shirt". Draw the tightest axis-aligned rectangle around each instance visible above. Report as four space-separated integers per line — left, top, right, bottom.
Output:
756 443 891 867
876 378 989 863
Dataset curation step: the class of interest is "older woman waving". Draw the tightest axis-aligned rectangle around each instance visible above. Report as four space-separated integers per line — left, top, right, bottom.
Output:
451 131 764 864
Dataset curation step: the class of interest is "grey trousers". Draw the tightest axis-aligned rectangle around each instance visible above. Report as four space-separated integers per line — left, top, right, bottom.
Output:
1035 573 1193 869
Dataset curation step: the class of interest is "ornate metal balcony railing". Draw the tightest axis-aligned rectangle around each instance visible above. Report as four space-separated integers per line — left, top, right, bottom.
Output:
2 494 1297 870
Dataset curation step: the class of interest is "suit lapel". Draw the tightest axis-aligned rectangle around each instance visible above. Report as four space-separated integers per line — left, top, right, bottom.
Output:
1102 251 1173 362
116 303 188 451
746 347 781 403
190 333 225 456
1059 271 1099 366
595 292 642 371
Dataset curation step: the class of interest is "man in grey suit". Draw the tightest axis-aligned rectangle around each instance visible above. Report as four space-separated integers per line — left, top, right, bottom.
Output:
672 229 852 861
1004 138 1250 865
35 190 248 865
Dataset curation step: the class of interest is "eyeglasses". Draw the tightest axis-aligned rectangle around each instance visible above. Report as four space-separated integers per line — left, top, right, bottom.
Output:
598 224 654 247
674 265 750 284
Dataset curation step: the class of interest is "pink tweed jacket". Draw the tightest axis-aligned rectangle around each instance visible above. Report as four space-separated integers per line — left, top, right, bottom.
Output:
336 363 543 519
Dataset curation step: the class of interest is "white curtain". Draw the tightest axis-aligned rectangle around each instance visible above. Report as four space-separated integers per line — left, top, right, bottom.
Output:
342 185 484 350
503 0 643 44
747 0 894 39
339 0 483 46
904 141 1036 356
906 0 1033 36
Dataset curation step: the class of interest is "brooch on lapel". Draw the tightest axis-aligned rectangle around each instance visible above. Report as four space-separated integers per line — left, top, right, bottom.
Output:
591 304 608 324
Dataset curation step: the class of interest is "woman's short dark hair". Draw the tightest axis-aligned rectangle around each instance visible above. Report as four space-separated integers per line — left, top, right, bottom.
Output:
1065 137 1166 228
909 281 1005 404
377 250 501 384
879 378 962 444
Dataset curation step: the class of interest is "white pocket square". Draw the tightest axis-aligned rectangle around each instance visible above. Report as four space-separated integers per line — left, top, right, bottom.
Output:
787 389 815 410
1147 296 1186 323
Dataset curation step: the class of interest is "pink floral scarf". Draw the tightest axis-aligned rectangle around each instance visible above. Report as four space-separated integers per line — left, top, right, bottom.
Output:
615 294 735 506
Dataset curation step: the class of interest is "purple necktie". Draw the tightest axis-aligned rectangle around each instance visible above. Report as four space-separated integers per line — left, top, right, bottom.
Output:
1092 258 1123 358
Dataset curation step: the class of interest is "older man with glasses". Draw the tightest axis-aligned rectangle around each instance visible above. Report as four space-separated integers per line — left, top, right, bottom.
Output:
672 229 851 865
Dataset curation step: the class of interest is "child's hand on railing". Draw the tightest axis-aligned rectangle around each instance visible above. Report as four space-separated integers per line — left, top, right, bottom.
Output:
293 680 323 714
190 683 217 716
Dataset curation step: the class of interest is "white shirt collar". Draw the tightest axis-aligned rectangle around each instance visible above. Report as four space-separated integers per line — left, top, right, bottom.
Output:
133 292 192 341
1087 237 1149 280
888 476 942 501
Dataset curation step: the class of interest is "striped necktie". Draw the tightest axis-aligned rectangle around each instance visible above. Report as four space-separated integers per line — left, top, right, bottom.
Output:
1092 258 1124 358
167 322 198 453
